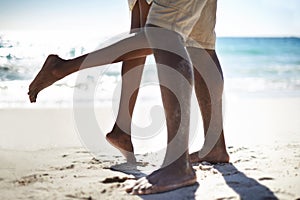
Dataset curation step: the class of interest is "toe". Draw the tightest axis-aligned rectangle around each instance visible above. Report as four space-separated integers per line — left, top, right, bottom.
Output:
138 182 153 195
124 179 137 193
126 178 147 195
130 178 154 195
29 92 37 103
30 96 36 103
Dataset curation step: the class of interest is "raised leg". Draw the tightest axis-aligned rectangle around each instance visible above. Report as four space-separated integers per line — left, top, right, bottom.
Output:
187 47 229 164
28 24 152 102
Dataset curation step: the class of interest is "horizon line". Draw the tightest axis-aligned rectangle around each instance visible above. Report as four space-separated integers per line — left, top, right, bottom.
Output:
0 30 299 39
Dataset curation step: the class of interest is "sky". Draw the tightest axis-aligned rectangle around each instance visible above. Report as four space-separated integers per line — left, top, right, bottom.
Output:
0 0 300 37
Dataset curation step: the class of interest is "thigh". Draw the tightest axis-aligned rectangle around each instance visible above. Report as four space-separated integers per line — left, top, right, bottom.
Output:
131 0 141 30
138 0 152 27
146 0 209 41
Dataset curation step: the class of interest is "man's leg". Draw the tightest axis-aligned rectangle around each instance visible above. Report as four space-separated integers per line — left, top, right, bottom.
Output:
125 26 196 195
106 0 151 163
187 47 229 163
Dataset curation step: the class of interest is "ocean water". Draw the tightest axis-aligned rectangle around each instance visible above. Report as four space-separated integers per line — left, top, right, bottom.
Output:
217 37 300 95
0 31 300 107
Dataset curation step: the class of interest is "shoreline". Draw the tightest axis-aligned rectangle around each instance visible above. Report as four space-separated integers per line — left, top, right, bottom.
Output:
1 96 299 149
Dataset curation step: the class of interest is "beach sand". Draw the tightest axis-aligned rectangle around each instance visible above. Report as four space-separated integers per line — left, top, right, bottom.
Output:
0 97 300 199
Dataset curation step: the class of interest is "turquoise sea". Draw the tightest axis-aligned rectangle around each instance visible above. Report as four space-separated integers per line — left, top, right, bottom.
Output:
0 32 300 107
217 37 300 95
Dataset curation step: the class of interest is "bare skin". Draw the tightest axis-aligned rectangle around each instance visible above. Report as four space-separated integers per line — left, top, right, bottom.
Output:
29 24 197 194
188 48 230 164
125 160 196 194
28 55 65 103
106 48 230 164
106 124 136 163
107 49 230 164
28 31 152 103
106 0 150 163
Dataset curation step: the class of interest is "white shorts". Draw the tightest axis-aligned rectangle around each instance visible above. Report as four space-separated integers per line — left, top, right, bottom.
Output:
147 0 217 49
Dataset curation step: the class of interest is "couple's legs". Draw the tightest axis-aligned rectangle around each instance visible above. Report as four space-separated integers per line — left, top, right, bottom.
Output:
28 39 229 166
126 46 230 194
28 24 197 194
28 0 227 194
28 39 229 165
108 46 229 164
108 0 229 164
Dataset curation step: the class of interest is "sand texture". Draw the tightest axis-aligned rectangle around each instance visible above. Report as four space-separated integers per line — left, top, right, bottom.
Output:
0 97 299 199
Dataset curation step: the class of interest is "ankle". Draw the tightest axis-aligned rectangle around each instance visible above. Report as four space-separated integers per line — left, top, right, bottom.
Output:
112 124 131 135
162 153 191 169
51 58 66 78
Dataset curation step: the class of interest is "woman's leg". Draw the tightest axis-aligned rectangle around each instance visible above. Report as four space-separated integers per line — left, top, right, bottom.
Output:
28 25 152 102
106 0 151 163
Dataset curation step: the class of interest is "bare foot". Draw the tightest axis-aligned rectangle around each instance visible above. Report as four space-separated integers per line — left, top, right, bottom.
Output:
189 147 230 164
28 54 65 103
125 163 196 195
106 125 136 163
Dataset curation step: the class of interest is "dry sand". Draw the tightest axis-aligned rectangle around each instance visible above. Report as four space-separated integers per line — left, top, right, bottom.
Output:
0 97 299 199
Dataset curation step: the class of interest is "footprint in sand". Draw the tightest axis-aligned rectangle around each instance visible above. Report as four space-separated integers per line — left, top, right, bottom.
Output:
101 176 132 184
244 167 258 171
15 173 50 186
88 158 101 165
228 146 248 154
234 159 248 163
215 196 238 200
52 164 75 171
75 150 89 154
258 177 274 181
198 162 213 171
65 194 92 200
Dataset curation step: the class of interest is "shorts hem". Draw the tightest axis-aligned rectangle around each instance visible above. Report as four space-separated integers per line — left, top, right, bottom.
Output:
146 18 187 40
185 40 215 50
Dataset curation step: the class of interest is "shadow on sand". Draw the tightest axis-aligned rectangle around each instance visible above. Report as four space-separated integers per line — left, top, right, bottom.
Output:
110 162 278 200
139 182 199 200
214 163 278 200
